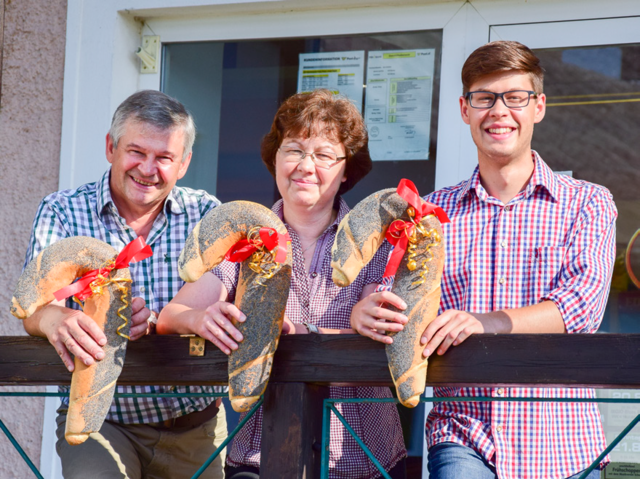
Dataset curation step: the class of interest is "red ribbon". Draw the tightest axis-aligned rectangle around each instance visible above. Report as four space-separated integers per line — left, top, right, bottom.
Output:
225 227 290 264
382 179 450 278
54 237 153 302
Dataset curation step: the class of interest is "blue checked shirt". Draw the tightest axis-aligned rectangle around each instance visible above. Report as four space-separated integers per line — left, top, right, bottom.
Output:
24 169 226 424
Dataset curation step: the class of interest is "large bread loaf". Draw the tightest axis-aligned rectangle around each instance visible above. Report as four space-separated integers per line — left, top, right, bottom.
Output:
11 236 131 444
179 201 292 412
331 187 445 407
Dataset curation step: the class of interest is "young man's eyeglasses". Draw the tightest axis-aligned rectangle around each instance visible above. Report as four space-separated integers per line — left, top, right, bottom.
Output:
278 147 346 169
465 90 538 109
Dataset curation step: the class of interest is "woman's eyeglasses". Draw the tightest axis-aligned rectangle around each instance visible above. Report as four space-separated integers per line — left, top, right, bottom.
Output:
278 147 346 169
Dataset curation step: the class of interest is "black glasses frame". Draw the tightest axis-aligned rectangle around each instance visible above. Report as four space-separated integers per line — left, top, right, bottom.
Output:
465 90 538 109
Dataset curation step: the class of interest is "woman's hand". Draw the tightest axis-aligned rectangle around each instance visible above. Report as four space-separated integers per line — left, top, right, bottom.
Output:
281 315 297 335
350 290 408 344
195 301 246 355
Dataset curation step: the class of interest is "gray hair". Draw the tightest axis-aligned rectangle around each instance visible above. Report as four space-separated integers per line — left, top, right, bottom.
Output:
109 90 196 162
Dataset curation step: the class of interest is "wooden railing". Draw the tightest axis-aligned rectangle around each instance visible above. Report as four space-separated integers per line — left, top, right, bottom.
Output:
2 334 640 478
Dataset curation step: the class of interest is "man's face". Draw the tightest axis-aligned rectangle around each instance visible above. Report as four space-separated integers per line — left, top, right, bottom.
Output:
106 119 191 215
460 71 546 165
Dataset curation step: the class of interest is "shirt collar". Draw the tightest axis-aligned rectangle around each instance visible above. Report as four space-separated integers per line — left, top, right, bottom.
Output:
524 151 560 202
96 169 114 214
97 167 185 217
457 150 559 204
272 196 348 230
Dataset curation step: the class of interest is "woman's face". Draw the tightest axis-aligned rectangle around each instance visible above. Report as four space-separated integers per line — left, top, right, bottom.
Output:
275 133 347 211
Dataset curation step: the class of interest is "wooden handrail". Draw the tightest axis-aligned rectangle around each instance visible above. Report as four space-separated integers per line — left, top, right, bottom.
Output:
1 333 639 388
3 333 637 478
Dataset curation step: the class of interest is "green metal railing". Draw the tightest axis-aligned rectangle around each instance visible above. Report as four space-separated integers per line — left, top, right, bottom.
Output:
321 396 640 479
4 390 640 479
0 391 244 479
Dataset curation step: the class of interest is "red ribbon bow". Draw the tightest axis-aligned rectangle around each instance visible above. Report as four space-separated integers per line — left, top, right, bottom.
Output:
382 179 450 278
54 237 153 302
225 227 290 264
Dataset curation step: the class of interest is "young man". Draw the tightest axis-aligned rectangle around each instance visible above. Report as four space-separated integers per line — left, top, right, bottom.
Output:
22 90 226 478
352 41 616 478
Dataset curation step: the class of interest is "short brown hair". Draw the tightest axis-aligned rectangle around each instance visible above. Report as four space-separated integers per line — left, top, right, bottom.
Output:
461 41 544 94
261 89 371 195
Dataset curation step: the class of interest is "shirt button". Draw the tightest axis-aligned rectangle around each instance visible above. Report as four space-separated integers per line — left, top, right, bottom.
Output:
500 240 507 249
303 301 310 308
499 277 506 285
504 205 511 211
496 425 503 433
310 272 318 278
497 388 504 395
140 286 146 292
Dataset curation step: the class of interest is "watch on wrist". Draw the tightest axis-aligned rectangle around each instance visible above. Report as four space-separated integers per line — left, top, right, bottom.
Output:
302 321 319 334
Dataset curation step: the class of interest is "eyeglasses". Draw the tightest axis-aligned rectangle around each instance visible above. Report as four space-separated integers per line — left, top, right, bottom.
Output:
278 147 346 169
465 90 538 109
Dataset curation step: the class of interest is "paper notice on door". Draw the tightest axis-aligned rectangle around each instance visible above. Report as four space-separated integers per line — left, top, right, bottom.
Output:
297 51 365 112
365 49 436 161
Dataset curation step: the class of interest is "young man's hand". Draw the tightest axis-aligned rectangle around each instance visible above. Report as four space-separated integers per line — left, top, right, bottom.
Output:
421 310 486 357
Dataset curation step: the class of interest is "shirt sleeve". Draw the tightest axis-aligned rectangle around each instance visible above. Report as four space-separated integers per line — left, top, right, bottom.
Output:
364 240 393 286
212 260 240 303
23 197 70 268
542 187 617 334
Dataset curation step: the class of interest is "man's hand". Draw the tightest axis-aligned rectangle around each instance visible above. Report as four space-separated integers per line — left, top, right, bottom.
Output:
420 302 567 358
37 305 107 372
194 301 246 355
421 310 486 358
350 290 408 344
129 297 152 340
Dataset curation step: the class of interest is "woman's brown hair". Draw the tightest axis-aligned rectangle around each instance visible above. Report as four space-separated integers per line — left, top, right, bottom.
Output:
261 89 371 195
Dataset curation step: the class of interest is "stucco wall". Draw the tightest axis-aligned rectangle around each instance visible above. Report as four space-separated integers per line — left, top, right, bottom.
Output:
0 0 67 476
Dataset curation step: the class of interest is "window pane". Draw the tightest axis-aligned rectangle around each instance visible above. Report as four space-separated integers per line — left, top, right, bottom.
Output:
162 30 442 207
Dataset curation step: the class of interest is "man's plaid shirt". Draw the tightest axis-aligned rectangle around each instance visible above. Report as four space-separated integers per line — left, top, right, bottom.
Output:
24 169 225 424
424 153 616 478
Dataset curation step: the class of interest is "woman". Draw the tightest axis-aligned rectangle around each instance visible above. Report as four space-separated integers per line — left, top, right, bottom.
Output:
158 89 408 479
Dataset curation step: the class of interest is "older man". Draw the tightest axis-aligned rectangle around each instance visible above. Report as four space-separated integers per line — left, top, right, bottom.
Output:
22 90 226 479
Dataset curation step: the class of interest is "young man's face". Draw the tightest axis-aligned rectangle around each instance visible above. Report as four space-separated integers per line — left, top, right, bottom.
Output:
460 71 546 166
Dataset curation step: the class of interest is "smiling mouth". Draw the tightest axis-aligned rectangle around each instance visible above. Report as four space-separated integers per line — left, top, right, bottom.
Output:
487 127 515 135
131 176 156 187
293 179 317 185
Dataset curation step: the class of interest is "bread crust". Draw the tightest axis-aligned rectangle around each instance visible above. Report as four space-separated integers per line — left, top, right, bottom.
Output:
11 236 130 444
331 189 405 287
179 202 292 412
331 191 445 407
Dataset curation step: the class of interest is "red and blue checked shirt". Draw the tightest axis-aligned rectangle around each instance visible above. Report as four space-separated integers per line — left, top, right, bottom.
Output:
423 152 617 479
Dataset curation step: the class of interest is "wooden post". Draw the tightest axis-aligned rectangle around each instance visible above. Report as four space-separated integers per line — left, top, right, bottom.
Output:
261 382 329 479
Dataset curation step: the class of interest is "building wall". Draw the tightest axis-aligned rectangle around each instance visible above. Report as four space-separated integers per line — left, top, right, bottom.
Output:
0 0 67 476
